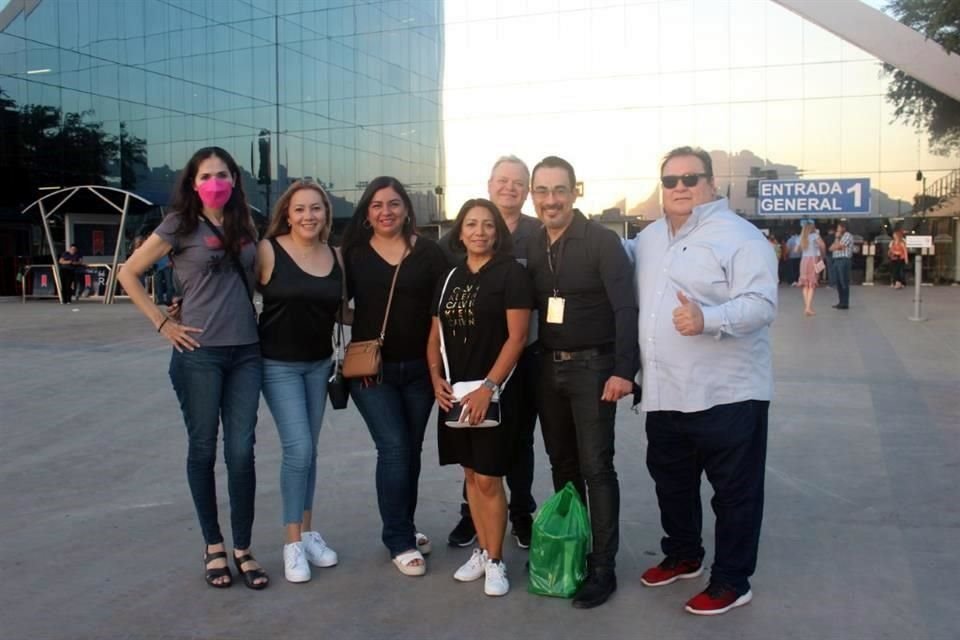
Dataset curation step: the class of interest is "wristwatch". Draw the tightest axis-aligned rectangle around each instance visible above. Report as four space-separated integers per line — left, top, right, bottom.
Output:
481 378 498 392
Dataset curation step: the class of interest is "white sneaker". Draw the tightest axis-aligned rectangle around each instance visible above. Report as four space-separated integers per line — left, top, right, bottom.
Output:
302 531 339 567
484 558 509 596
283 542 311 583
454 548 488 582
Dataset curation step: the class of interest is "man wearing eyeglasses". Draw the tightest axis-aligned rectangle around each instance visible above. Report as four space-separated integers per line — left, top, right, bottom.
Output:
633 146 777 616
527 155 638 609
438 155 542 551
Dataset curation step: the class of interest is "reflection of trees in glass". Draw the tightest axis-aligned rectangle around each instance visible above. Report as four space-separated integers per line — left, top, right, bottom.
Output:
0 87 153 209
883 0 960 155
117 122 148 190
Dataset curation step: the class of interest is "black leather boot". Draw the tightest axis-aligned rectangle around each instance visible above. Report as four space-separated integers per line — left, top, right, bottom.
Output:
572 567 617 609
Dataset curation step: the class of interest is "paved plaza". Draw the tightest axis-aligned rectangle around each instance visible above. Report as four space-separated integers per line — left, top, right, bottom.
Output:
1 285 958 640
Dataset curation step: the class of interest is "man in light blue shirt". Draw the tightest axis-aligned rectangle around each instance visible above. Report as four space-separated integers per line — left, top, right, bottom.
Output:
633 146 777 616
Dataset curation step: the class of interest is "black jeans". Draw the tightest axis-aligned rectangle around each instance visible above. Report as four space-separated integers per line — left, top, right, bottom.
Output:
891 260 906 286
645 400 769 594
459 344 539 521
537 351 619 570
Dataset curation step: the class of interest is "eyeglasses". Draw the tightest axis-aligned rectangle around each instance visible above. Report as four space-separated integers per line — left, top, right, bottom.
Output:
532 185 572 198
660 173 710 189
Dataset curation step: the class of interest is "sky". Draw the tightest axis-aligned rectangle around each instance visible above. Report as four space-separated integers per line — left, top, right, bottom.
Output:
439 0 956 219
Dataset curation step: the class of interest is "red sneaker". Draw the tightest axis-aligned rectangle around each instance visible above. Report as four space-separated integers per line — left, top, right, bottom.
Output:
640 557 703 587
685 583 753 616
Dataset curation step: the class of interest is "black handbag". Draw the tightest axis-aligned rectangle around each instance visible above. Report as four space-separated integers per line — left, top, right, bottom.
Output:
327 248 349 410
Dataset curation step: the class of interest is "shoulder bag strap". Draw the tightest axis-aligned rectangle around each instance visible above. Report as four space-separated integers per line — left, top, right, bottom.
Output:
436 265 516 392
437 267 458 384
332 246 347 363
199 213 255 305
378 249 408 343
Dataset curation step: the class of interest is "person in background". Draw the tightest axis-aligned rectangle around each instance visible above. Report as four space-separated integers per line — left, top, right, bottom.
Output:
888 228 908 289
428 198 533 597
785 229 802 286
256 180 342 583
117 146 268 590
57 244 84 303
341 176 448 577
767 234 781 283
797 220 826 316
438 155 541 551
829 221 854 310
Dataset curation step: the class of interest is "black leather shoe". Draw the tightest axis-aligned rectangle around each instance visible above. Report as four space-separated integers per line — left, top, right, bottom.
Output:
572 569 617 609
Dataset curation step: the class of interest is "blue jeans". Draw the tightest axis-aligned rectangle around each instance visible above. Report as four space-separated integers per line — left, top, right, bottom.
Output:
832 257 852 307
261 357 332 525
350 359 434 556
168 343 262 549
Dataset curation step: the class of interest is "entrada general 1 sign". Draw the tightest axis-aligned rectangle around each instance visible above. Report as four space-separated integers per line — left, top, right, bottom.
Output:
757 178 871 216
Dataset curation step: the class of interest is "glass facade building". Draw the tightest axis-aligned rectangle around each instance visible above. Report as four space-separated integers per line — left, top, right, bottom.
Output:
0 0 445 293
2 0 958 293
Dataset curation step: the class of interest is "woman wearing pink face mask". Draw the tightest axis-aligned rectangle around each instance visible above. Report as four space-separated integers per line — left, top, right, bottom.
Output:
118 147 268 590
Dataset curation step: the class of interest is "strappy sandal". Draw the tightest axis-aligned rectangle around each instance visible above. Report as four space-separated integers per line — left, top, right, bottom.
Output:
233 552 269 590
415 532 432 555
203 548 233 589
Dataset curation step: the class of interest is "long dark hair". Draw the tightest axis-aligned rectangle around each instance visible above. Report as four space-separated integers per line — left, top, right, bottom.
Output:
448 198 514 257
170 146 256 256
341 176 417 256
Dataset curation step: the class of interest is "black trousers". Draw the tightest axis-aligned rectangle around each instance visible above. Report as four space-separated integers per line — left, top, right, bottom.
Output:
645 400 768 594
460 344 539 520
538 351 619 570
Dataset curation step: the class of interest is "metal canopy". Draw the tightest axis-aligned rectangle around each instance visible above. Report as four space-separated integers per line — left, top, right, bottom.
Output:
21 186 154 304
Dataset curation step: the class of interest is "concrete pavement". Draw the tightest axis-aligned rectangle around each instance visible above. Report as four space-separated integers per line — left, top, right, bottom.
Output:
1 285 957 639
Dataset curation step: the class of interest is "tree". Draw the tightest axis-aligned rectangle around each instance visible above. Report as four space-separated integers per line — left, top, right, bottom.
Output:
883 0 960 154
117 122 148 190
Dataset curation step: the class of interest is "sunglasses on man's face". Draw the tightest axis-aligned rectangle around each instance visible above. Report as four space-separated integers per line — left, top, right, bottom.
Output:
660 173 710 189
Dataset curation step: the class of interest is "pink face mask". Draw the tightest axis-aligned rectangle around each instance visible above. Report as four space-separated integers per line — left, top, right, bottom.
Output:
196 177 233 209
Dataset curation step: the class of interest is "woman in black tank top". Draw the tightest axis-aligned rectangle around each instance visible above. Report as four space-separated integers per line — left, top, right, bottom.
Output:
256 180 344 584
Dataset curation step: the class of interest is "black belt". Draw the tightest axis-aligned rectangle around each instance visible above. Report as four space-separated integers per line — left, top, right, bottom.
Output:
546 345 613 362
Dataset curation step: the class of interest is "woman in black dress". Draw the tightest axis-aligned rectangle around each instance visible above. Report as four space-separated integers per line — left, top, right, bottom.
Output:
427 198 533 597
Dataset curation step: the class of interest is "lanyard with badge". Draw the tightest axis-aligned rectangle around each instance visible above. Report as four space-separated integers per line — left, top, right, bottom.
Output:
546 233 566 324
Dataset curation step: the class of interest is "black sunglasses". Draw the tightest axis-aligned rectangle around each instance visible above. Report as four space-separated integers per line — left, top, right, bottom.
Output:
661 173 710 189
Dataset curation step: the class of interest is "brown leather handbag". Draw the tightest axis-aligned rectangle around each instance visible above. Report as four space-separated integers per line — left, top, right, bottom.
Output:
342 252 405 379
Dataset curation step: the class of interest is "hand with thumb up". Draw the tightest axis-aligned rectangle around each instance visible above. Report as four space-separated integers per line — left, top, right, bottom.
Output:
672 290 704 336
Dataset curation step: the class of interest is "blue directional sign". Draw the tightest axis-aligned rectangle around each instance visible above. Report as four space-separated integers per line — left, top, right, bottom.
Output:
757 178 871 216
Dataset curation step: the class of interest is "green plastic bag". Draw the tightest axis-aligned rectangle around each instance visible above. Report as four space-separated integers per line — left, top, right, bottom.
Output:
527 482 591 597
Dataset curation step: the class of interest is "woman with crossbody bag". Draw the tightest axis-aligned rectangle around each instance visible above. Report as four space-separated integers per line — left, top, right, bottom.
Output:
426 199 533 596
340 177 448 576
255 180 343 583
117 147 268 590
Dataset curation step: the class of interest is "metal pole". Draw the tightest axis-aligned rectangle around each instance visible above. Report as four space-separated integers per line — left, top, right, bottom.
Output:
908 254 925 322
38 200 65 304
105 193 131 304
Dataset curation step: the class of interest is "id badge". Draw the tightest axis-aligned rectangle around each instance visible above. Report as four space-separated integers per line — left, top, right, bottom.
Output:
546 296 565 324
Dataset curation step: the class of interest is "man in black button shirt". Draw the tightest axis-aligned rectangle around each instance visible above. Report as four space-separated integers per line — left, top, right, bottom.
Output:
527 155 638 609
438 156 541 550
